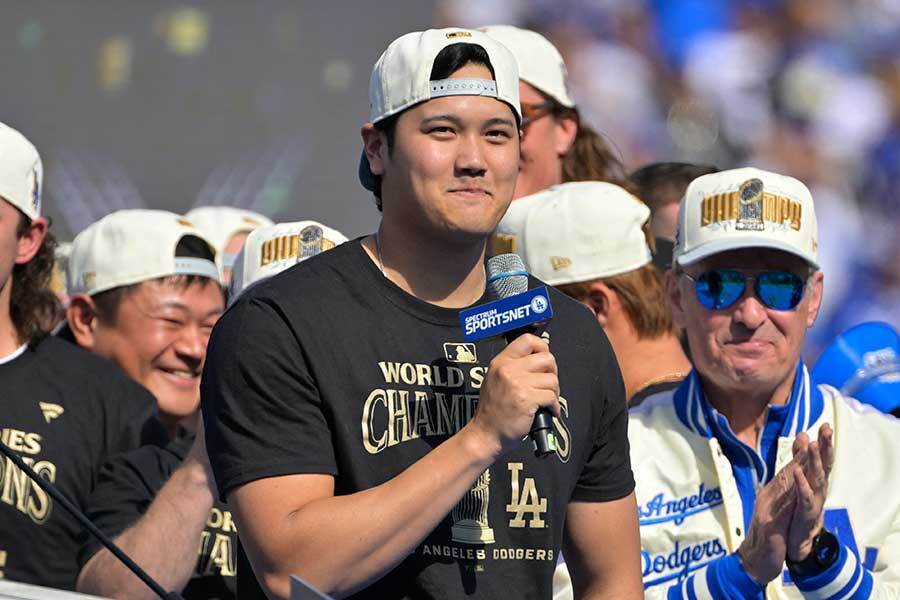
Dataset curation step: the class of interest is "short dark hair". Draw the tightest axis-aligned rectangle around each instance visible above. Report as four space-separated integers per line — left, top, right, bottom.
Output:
92 234 221 325
629 162 719 213
369 42 497 210
11 212 59 343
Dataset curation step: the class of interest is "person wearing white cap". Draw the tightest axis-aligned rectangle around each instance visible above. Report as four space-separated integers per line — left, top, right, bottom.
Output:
480 25 630 201
228 220 348 303
64 209 233 598
203 28 641 600
65 209 225 436
629 167 900 598
183 206 273 285
499 181 691 405
0 122 162 590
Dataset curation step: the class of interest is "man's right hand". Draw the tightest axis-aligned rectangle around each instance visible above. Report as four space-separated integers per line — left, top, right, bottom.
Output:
467 333 560 457
737 452 808 584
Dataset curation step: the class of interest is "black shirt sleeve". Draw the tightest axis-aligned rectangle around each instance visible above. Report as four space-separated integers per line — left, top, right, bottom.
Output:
570 324 635 503
77 440 185 568
202 293 337 500
107 378 170 454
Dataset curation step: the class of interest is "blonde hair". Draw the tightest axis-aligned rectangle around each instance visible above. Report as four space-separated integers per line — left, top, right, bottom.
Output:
556 263 676 339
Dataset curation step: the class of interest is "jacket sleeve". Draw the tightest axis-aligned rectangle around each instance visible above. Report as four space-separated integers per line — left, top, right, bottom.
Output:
793 508 900 600
643 554 764 600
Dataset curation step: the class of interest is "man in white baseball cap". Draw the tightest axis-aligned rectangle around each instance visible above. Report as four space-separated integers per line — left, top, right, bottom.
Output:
203 27 641 599
628 167 900 597
0 122 161 590
499 181 691 405
66 209 225 437
481 25 630 201
184 206 273 285
228 220 347 302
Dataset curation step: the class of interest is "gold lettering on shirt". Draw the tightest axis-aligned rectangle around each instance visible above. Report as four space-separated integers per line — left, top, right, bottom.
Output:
0 429 55 524
506 463 547 528
197 508 237 577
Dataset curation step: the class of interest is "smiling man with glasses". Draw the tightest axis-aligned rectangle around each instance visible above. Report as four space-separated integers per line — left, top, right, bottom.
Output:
625 167 900 598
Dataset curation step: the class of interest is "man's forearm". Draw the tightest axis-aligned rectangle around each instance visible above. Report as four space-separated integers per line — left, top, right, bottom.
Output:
76 460 215 599
235 421 501 600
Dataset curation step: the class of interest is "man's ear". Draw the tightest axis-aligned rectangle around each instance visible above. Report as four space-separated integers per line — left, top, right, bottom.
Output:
554 113 578 156
361 122 387 177
666 269 687 329
584 281 615 328
805 270 825 328
66 294 99 350
15 217 48 265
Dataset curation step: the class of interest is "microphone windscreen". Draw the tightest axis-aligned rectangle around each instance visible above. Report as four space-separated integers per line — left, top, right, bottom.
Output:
487 253 528 299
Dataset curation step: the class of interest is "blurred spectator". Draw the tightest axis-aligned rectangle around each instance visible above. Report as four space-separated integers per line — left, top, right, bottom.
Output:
65 209 225 437
497 181 690 404
0 122 160 590
812 321 900 417
481 25 631 201
630 161 719 241
184 206 273 286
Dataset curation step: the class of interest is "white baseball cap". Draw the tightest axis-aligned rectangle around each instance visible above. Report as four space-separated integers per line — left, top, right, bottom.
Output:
0 122 42 220
229 220 348 303
359 27 521 192
496 181 652 285
68 209 220 296
480 25 576 108
674 167 819 268
183 206 273 272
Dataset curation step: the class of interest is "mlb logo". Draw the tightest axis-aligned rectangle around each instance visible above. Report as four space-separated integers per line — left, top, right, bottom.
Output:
444 343 477 364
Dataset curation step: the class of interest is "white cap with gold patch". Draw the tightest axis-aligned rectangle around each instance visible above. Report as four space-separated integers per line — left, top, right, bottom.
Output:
183 206 273 272
496 181 651 285
229 220 348 303
480 25 576 108
68 209 219 296
674 167 819 268
0 122 42 220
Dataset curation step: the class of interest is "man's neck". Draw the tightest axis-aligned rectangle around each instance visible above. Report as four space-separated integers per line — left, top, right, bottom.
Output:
619 333 692 401
701 365 799 448
362 222 487 309
0 283 22 357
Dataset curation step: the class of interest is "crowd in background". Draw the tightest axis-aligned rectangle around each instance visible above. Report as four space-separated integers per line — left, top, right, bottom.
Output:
438 0 900 358
3 3 900 599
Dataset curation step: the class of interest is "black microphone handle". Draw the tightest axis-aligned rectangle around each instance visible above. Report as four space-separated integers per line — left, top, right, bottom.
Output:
504 327 558 458
0 438 184 600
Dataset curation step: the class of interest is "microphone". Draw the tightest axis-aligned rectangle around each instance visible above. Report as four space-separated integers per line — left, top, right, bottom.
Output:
485 253 557 457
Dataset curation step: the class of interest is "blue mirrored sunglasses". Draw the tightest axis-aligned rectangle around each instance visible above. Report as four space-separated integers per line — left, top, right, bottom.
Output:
684 269 807 311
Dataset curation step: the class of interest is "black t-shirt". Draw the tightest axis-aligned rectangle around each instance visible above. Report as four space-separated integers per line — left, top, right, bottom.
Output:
0 335 164 589
202 240 634 600
79 432 237 599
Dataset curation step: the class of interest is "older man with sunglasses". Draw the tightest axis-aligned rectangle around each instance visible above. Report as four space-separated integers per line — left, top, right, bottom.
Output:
626 168 900 598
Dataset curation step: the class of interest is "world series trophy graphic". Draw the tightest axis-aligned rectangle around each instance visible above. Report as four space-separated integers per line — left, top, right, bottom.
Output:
299 224 324 259
736 178 765 231
451 469 495 544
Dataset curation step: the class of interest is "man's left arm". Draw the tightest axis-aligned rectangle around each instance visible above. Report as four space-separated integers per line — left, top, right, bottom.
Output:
562 494 643 599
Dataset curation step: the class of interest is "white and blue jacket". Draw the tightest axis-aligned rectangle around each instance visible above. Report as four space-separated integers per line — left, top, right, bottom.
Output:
622 362 900 599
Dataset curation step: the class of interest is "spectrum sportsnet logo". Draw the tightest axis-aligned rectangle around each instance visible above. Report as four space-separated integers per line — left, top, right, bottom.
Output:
459 287 553 342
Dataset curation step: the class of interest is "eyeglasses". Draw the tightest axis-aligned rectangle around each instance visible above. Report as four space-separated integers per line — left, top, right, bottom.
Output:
683 269 808 311
520 100 556 130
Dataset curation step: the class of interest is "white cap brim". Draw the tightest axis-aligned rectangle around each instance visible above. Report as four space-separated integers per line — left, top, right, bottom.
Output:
675 236 819 270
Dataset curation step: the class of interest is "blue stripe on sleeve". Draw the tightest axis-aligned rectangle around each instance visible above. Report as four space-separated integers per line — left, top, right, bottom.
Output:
705 553 764 599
